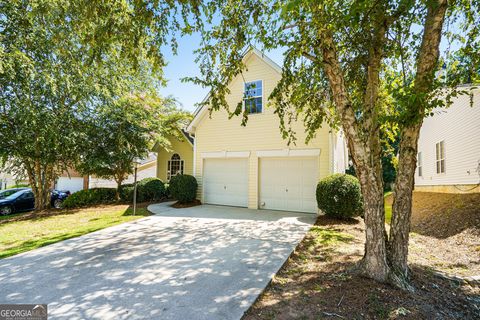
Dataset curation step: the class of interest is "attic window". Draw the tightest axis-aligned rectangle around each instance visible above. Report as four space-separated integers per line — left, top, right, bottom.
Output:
244 80 263 114
167 153 184 181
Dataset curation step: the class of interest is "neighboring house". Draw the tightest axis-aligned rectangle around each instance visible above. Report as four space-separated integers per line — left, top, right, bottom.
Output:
155 130 194 182
88 153 158 189
0 171 28 189
415 86 480 193
56 168 88 193
185 48 348 213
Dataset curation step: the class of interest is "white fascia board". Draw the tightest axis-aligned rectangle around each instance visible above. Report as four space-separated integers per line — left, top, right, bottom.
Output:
200 151 251 159
256 148 321 157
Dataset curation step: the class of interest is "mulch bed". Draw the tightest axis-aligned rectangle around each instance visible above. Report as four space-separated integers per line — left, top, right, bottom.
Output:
171 199 202 208
243 212 480 319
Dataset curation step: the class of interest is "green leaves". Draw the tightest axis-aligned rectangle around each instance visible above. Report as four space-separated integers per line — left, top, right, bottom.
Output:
0 0 186 208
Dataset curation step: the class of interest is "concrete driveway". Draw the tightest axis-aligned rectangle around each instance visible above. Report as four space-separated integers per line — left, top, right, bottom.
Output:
0 202 315 320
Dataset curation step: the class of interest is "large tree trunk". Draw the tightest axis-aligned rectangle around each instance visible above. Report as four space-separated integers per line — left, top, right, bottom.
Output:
356 165 390 282
318 23 391 282
388 0 447 285
388 123 422 288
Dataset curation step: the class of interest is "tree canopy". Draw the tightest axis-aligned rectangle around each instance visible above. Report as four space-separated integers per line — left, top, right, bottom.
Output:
0 0 185 209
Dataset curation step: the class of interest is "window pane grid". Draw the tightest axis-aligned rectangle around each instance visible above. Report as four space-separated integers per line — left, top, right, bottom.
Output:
244 81 262 114
435 141 445 174
167 153 184 180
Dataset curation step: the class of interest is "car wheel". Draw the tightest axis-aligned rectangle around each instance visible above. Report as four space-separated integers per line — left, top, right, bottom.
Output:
53 199 63 209
0 206 13 215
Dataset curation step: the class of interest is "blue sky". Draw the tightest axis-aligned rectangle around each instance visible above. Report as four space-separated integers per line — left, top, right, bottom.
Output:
159 33 286 113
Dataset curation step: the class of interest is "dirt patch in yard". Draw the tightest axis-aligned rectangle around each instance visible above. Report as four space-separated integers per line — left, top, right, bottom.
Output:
385 192 480 277
243 216 480 320
385 192 480 239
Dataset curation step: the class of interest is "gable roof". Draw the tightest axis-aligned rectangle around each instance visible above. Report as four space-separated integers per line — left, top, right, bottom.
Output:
181 129 194 145
186 47 282 134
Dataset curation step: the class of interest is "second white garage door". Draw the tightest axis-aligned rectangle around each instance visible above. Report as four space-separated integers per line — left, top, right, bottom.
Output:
56 177 84 193
203 158 248 207
259 157 318 213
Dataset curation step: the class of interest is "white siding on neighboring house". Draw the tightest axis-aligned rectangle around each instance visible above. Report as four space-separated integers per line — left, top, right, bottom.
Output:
415 88 480 188
88 162 157 188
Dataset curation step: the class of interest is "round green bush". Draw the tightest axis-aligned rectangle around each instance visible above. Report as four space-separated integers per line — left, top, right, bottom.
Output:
316 174 363 218
138 178 165 201
169 174 197 203
63 188 116 208
119 178 166 202
119 183 135 202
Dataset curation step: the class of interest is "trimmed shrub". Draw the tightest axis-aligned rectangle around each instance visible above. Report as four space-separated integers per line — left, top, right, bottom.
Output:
169 174 197 203
119 183 135 202
137 178 165 202
316 174 363 218
119 178 166 202
63 188 116 208
163 183 171 199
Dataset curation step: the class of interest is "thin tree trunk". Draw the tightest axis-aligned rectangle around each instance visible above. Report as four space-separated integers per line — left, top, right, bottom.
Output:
115 178 123 202
388 0 447 285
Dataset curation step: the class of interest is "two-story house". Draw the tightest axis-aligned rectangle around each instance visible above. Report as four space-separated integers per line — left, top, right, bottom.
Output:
184 48 348 213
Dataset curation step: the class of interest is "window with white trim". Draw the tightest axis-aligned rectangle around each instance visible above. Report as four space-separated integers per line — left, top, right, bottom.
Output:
417 152 423 177
435 141 445 174
167 153 184 180
244 80 263 114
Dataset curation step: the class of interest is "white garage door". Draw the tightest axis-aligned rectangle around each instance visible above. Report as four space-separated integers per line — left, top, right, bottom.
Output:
260 157 318 213
56 177 84 193
203 158 248 207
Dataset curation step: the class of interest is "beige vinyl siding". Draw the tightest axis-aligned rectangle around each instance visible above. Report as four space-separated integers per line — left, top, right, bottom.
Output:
415 88 480 188
193 53 331 209
156 134 194 182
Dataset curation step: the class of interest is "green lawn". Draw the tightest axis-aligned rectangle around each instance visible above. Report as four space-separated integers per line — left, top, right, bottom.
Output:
385 203 392 224
0 205 150 259
384 191 392 224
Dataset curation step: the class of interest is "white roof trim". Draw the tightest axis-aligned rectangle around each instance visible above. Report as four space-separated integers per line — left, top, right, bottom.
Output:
256 148 321 158
186 47 282 134
201 151 251 158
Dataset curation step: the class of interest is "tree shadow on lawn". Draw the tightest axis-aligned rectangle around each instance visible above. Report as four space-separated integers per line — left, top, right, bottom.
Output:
0 202 154 225
0 207 152 259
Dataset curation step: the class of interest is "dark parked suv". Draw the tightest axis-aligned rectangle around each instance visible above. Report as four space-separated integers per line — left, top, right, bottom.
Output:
0 189 70 215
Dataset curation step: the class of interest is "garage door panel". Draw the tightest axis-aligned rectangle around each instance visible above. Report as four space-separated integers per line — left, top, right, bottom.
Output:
260 157 318 213
203 158 248 207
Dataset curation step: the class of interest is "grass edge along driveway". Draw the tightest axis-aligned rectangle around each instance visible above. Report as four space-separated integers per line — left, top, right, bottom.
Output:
0 205 150 259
